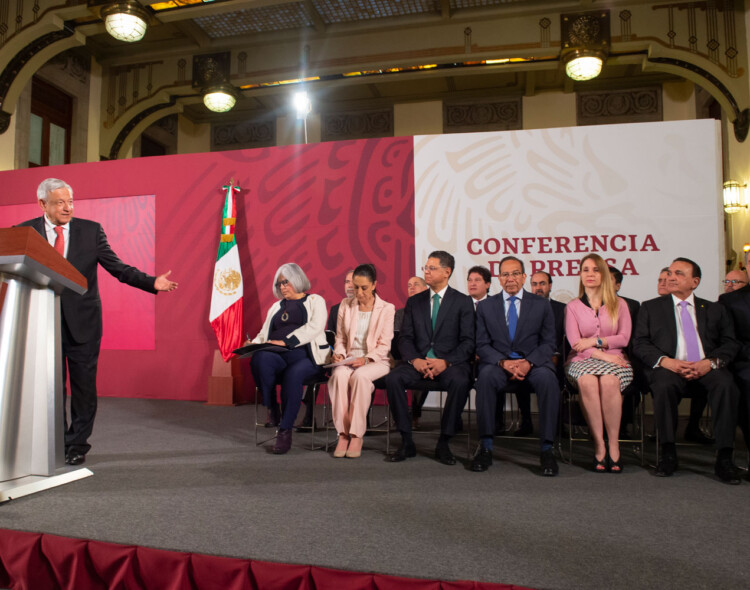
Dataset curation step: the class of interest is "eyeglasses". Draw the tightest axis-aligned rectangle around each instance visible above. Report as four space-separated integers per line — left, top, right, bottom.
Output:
275 279 290 288
723 279 747 286
500 271 524 279
421 265 443 272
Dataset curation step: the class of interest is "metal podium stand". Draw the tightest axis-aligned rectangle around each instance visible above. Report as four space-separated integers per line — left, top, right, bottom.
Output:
0 227 93 502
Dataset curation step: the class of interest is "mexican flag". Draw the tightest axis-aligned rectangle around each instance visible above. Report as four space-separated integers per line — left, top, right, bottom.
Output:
209 181 244 362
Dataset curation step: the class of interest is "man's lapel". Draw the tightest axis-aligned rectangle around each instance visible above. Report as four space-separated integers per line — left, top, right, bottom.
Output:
662 296 678 353
695 296 709 344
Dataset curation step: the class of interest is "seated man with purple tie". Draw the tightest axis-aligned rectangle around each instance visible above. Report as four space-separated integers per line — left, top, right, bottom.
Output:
472 256 559 476
634 257 741 483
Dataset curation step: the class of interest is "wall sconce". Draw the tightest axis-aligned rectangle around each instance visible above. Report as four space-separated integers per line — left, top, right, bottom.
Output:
193 52 238 113
723 180 748 214
561 11 610 81
100 1 149 43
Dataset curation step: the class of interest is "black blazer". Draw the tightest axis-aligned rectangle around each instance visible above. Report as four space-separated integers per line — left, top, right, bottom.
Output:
17 217 157 344
549 298 566 357
398 285 474 365
633 294 739 372
476 290 555 370
719 283 750 371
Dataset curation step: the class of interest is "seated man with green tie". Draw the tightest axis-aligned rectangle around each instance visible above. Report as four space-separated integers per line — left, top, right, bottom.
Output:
385 251 475 465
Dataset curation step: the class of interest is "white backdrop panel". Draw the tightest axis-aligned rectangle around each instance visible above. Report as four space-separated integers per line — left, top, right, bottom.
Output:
413 120 723 304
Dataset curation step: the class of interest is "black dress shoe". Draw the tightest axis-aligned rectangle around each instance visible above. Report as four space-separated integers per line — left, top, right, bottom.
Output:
655 454 678 477
714 458 741 485
65 451 85 466
540 450 558 477
389 442 417 462
684 427 715 445
272 428 293 454
514 422 533 437
435 443 456 466
471 448 493 472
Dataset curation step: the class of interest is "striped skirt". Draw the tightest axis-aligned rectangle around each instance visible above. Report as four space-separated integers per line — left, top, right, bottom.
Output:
566 358 633 393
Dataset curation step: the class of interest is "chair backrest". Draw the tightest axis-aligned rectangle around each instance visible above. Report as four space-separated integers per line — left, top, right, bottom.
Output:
324 330 335 348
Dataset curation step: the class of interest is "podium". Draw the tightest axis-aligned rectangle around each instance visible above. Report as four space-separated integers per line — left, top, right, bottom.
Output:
0 227 93 502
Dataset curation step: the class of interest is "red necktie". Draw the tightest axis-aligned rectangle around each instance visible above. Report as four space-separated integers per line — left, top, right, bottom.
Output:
54 226 65 256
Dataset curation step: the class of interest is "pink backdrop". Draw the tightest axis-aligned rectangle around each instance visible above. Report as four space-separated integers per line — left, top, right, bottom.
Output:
0 138 415 400
3 195 156 350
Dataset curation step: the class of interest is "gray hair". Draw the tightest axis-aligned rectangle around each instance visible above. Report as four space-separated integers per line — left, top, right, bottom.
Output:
37 178 73 202
273 263 311 299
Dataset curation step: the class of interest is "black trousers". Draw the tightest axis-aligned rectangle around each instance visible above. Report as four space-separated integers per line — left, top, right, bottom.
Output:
475 364 559 446
385 362 472 437
61 320 101 455
648 367 739 449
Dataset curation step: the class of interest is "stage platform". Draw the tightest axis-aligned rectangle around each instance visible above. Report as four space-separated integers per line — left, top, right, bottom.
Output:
0 397 748 590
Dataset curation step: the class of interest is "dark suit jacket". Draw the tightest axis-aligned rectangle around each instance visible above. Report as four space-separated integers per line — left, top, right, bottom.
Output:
17 217 157 344
633 294 739 373
719 283 750 371
476 290 555 370
397 285 474 365
549 299 566 357
327 302 341 333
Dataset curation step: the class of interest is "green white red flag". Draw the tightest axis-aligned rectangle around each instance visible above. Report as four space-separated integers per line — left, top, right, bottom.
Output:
209 180 243 361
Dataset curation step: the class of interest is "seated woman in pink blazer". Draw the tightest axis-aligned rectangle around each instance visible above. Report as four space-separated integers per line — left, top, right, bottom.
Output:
329 264 395 458
565 253 632 473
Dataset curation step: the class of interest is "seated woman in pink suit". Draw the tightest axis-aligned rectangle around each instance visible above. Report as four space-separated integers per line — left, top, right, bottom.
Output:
565 253 632 473
329 264 395 458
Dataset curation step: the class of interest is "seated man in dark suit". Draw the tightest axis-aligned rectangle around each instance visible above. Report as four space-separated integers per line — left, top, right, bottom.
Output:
473 257 559 476
634 257 741 483
385 251 475 465
394 276 428 427
719 251 750 478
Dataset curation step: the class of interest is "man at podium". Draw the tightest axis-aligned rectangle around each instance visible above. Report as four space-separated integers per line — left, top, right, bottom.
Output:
17 178 178 466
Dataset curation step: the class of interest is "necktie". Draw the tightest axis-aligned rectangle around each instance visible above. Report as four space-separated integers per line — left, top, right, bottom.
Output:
53 226 65 256
427 293 440 358
678 301 701 362
507 296 522 359
431 293 441 329
507 296 518 340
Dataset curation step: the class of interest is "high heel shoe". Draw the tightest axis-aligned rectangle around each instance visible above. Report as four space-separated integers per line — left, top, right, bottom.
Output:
593 454 607 473
333 435 349 458
608 456 623 473
345 436 363 458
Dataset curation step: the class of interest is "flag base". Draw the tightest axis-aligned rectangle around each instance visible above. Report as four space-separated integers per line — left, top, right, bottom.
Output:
206 350 253 406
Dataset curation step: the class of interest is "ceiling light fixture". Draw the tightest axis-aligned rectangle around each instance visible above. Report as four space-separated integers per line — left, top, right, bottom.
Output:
101 1 150 43
203 85 237 113
561 11 610 82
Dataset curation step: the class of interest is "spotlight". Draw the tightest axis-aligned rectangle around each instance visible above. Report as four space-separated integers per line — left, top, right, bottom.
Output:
293 91 311 119
101 1 149 43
